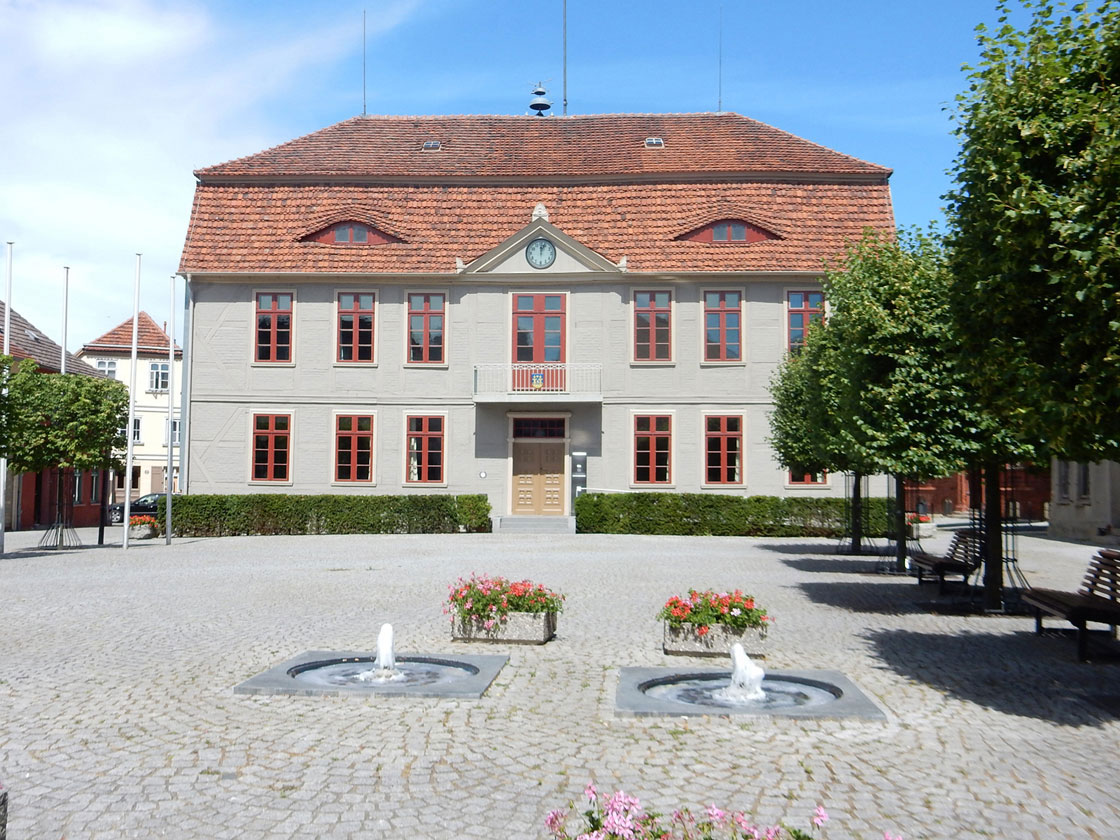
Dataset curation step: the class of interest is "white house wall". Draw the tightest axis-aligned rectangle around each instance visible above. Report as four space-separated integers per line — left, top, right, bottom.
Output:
185 273 847 509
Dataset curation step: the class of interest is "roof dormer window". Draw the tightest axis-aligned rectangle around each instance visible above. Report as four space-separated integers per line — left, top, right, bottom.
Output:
644 137 664 148
676 218 779 245
335 223 369 243
422 140 441 150
303 221 403 246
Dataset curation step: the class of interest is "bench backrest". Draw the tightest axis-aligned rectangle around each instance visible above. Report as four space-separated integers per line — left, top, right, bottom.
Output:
946 529 984 567
1080 550 1120 602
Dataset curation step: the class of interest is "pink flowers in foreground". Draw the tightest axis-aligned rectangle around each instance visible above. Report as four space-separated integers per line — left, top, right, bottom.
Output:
544 785 889 840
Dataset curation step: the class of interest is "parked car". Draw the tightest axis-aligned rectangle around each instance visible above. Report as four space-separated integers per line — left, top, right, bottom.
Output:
108 493 176 524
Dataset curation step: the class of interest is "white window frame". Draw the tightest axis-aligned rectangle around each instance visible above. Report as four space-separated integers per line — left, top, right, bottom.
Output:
403 411 449 487
403 288 450 368
628 409 676 488
698 287 746 366
629 288 676 365
333 289 379 367
250 289 298 368
247 409 295 486
149 361 170 392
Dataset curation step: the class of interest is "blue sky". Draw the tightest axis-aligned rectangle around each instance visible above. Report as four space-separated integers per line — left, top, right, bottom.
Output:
0 0 1013 351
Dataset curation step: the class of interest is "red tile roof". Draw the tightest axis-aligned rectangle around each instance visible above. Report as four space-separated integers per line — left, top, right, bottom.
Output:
181 112 894 275
0 302 101 376
196 113 891 181
180 181 895 274
81 311 180 356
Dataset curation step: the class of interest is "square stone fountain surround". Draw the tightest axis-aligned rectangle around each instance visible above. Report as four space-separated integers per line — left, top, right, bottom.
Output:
615 667 888 719
234 650 508 699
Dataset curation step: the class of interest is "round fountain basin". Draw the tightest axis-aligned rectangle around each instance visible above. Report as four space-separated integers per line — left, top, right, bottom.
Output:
289 656 480 689
233 650 508 699
643 674 838 711
614 667 887 719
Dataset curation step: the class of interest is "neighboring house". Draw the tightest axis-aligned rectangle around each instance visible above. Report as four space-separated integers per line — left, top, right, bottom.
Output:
0 301 106 530
177 111 897 519
1049 460 1120 544
77 312 182 500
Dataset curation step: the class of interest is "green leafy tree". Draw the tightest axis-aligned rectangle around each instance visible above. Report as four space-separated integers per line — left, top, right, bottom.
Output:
6 363 129 474
770 228 1028 574
946 0 1120 460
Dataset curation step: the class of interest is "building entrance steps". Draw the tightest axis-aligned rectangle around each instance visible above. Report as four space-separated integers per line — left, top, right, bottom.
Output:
495 515 576 534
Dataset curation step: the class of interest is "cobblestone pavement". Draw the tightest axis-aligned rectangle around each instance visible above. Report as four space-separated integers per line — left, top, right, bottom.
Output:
2 526 1119 839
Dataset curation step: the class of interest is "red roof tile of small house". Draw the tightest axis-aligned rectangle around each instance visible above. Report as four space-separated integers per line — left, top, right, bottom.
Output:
0 302 101 376
180 112 894 275
196 113 891 181
81 311 181 357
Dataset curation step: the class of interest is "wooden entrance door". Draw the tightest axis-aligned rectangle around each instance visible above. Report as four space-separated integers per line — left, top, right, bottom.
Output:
512 442 565 515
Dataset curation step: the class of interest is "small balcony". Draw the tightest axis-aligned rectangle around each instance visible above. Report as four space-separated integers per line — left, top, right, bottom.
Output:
473 363 603 403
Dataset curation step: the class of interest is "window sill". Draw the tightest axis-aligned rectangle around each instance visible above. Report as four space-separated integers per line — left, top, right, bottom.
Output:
630 360 675 367
332 481 377 487
404 363 449 369
785 483 831 491
699 361 746 367
333 362 379 368
251 362 297 368
404 481 448 488
249 480 295 487
629 483 676 490
701 482 744 489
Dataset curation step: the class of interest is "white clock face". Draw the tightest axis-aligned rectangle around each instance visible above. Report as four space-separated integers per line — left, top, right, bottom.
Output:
526 238 556 269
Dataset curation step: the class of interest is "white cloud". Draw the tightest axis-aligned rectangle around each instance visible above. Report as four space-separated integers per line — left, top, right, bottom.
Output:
0 0 422 350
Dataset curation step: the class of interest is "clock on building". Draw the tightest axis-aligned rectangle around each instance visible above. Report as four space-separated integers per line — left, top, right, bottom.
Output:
525 237 556 269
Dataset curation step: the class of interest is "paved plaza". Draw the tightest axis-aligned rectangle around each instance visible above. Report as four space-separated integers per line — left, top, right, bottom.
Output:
2 525 1119 839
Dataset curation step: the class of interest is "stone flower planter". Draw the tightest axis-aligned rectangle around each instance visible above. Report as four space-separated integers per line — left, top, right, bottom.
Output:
907 521 935 539
453 611 557 645
663 623 769 658
128 524 157 540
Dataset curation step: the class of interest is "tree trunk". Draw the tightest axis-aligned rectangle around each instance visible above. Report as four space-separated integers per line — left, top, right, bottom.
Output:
98 463 109 546
895 475 908 573
850 471 864 554
983 461 1004 611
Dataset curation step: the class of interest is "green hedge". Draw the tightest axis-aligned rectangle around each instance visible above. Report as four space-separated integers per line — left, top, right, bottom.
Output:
157 494 491 536
574 492 892 537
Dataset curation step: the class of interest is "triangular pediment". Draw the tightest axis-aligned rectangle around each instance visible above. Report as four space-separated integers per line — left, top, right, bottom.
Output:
462 216 621 275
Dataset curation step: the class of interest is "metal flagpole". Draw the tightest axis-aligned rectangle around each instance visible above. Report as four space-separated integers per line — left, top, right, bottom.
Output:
0 242 12 554
165 275 175 545
61 267 69 374
123 254 141 549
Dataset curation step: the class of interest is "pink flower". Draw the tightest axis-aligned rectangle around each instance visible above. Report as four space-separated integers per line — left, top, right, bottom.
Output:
584 782 597 803
883 833 904 840
544 809 566 835
705 804 726 825
483 619 495 629
812 806 829 827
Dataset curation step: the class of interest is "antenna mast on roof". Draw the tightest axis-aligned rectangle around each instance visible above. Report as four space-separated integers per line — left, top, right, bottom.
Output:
362 9 367 116
717 4 723 113
563 0 568 115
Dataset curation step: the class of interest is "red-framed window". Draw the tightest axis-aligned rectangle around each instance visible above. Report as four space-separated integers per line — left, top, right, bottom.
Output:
303 222 402 245
789 469 827 485
255 293 292 362
338 293 375 362
252 414 290 481
634 291 671 361
705 415 742 484
406 415 444 483
788 290 824 351
676 219 778 244
703 291 741 361
335 415 374 482
634 415 672 484
408 293 445 363
513 294 565 363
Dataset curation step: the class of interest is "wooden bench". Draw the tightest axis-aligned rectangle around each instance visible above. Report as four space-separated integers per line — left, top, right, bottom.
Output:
1022 549 1120 662
911 529 983 592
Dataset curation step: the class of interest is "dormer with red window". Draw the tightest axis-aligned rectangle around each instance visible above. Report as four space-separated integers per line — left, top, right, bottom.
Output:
676 219 778 244
302 221 403 245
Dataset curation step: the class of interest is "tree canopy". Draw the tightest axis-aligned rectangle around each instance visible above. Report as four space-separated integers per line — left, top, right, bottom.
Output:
769 228 1027 481
945 0 1120 461
3 359 130 474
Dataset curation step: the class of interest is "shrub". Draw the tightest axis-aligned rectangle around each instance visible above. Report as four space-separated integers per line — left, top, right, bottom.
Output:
158 493 490 537
445 574 564 628
575 492 893 537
